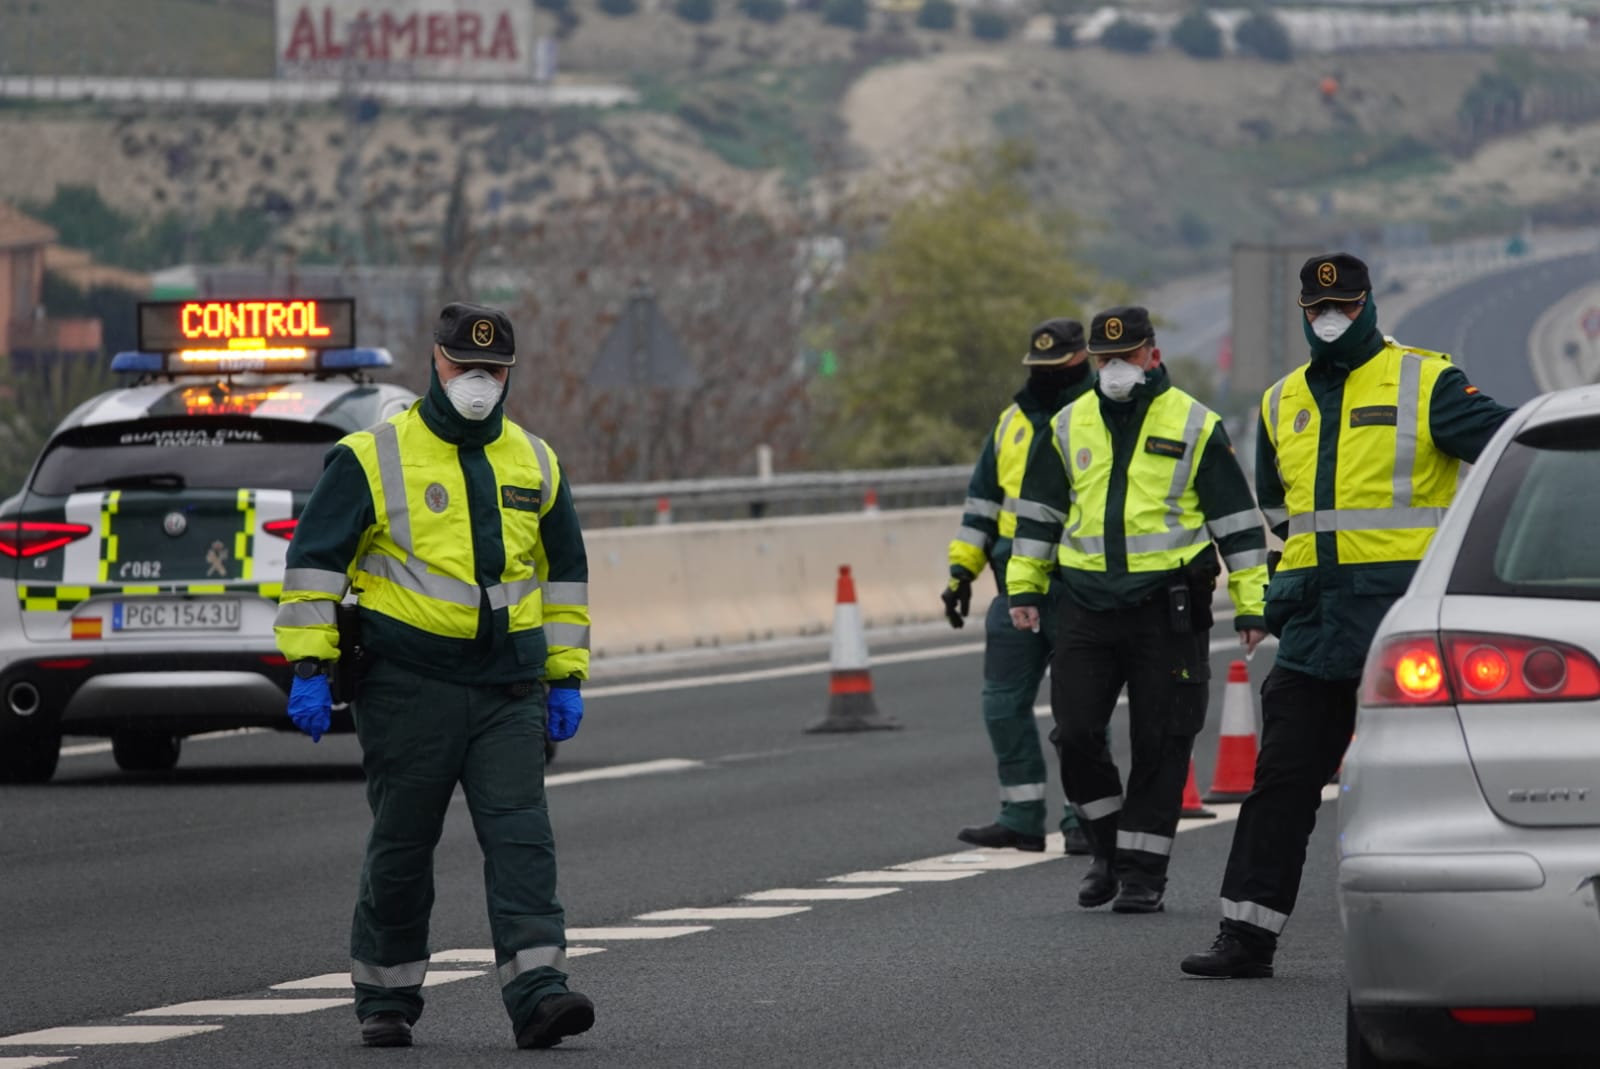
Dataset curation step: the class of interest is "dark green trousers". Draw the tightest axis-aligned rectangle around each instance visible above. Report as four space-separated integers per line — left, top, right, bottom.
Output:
982 588 1079 839
349 657 569 1033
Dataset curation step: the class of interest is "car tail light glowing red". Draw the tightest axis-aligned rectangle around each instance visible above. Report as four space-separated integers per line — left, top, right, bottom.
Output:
1449 1008 1535 1025
1364 632 1600 707
263 519 298 540
38 658 92 670
0 521 94 558
260 654 289 666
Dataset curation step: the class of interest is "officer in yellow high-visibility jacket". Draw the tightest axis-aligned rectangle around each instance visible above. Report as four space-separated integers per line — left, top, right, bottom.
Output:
275 302 595 1050
1181 253 1513 979
943 319 1096 856
1008 306 1269 916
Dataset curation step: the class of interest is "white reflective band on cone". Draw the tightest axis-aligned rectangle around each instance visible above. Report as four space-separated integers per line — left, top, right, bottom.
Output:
497 946 569 987
1221 897 1290 934
351 958 430 989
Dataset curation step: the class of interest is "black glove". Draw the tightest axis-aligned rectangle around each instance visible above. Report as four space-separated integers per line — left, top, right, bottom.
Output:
941 575 972 629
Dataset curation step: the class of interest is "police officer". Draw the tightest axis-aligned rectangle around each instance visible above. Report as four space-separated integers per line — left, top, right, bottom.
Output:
945 319 1096 856
1181 253 1513 977
1008 306 1269 914
275 302 596 1049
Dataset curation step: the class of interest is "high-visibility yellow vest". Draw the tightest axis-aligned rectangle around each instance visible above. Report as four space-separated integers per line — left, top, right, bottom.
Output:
1058 388 1218 574
1264 342 1458 571
994 403 1034 540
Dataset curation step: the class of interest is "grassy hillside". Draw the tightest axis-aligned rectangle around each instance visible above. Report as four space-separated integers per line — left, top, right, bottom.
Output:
0 0 276 78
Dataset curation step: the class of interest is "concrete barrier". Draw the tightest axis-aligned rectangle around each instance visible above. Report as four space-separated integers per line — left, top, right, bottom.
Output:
587 507 960 659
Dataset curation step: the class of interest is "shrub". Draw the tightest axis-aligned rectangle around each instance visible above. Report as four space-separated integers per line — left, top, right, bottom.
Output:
1171 10 1223 59
823 0 869 29
1099 16 1155 53
969 9 1009 39
916 0 956 31
1235 11 1293 62
599 0 637 15
675 0 716 21
741 0 786 22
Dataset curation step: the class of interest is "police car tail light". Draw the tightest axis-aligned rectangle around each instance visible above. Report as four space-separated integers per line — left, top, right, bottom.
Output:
1362 633 1453 707
1443 633 1600 704
263 519 298 541
0 521 95 558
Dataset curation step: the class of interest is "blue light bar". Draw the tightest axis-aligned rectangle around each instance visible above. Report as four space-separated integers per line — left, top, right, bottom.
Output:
111 351 166 373
319 347 394 370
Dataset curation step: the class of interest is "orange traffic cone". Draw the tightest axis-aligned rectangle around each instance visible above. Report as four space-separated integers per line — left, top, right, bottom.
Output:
1181 759 1216 819
806 565 900 733
1203 660 1259 803
654 496 672 525
862 488 880 514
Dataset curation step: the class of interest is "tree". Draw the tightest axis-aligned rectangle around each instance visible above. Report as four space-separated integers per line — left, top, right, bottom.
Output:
1235 11 1292 62
969 9 1008 40
0 354 118 497
813 147 1099 468
674 0 716 22
916 0 955 30
823 0 868 29
740 0 786 23
1099 17 1155 54
1171 10 1223 59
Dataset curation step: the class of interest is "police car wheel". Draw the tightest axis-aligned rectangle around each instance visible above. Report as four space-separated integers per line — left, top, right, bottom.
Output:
0 730 61 785
111 732 182 774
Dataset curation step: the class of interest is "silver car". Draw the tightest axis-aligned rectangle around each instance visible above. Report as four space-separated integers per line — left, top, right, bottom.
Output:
1341 384 1600 1068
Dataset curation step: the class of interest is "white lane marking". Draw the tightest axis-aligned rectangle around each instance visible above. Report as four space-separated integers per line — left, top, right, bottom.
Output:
634 906 809 921
564 926 711 940
429 947 606 964
0 1058 74 1068
586 643 985 699
896 850 1060 872
830 870 982 883
0 1026 222 1045
546 758 702 788
744 888 900 902
60 728 266 759
132 999 351 1017
272 971 485 991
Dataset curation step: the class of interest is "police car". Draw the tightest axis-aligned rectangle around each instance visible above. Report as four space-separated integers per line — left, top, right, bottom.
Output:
0 298 415 783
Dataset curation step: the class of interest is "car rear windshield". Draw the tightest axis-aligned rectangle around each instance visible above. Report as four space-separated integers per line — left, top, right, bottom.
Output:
30 417 342 496
1449 418 1600 601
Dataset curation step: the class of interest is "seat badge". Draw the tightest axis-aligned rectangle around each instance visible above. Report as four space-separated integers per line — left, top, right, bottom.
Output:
163 511 188 537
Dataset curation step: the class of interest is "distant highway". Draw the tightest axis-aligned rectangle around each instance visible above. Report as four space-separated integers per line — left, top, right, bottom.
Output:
1392 247 1600 408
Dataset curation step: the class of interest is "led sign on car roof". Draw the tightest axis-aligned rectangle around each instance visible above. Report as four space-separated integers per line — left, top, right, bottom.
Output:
138 299 356 353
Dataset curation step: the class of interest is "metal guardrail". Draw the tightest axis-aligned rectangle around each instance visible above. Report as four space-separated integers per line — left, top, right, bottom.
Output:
572 466 970 527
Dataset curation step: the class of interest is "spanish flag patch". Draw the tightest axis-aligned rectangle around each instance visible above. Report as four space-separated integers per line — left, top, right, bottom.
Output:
1465 385 1480 395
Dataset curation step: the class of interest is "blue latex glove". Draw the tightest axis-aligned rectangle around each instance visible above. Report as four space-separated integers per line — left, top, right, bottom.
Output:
288 674 333 743
547 686 583 742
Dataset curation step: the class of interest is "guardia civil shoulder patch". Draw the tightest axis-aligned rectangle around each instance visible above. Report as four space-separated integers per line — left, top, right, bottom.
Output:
501 485 542 512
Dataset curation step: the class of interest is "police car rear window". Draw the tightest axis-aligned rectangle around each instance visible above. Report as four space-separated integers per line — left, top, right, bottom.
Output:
1449 420 1600 601
30 418 341 496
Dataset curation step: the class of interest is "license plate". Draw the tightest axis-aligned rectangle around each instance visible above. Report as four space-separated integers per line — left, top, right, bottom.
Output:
112 599 241 632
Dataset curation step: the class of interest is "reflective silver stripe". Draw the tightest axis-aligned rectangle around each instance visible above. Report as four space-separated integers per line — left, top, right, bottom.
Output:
1011 537 1058 561
1223 548 1269 572
999 782 1047 803
1162 401 1209 530
283 568 349 597
544 581 588 606
544 622 590 649
995 404 1020 449
497 946 569 987
1207 510 1263 540
1055 415 1074 485
371 421 411 552
274 600 338 628
1011 498 1065 525
352 958 429 989
1286 507 1446 537
1116 830 1174 857
487 576 541 612
1079 795 1123 821
522 431 554 508
964 497 1002 520
360 553 480 608
1125 526 1207 555
1267 379 1286 446
1393 353 1424 509
1066 533 1105 555
955 526 992 548
1222 897 1290 934
1263 507 1290 529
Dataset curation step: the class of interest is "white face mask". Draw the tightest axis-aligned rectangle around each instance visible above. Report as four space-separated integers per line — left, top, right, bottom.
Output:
1311 308 1355 343
444 368 504 421
1097 358 1147 402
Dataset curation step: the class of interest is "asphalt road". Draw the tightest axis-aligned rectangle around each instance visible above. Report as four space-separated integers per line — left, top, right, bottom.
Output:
1392 248 1600 408
0 619 1350 1069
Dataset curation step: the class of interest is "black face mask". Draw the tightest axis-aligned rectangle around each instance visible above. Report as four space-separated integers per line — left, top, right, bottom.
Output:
1028 361 1089 402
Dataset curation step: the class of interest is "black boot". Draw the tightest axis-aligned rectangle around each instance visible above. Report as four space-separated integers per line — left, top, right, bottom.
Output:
1180 930 1275 978
1112 883 1165 913
360 1012 413 1048
1077 857 1118 908
957 822 1045 852
1061 825 1092 856
516 991 596 1049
